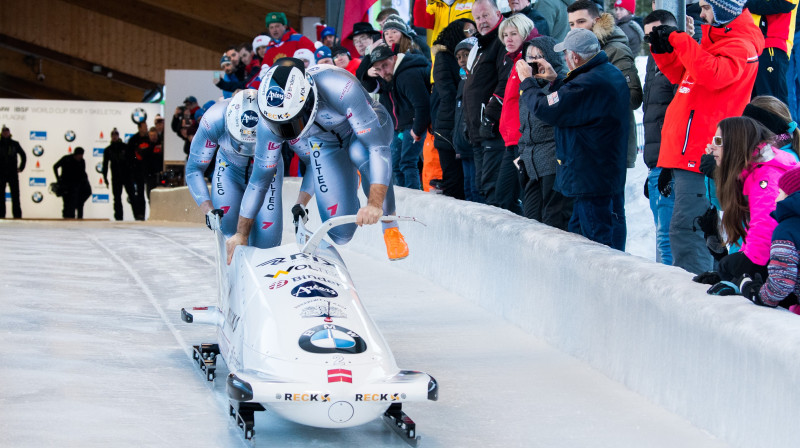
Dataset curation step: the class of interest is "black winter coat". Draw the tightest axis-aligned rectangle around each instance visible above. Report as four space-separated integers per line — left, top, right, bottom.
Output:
53 155 89 188
462 22 505 146
431 45 461 150
380 53 431 136
102 140 130 179
641 55 677 169
0 137 26 175
453 78 472 158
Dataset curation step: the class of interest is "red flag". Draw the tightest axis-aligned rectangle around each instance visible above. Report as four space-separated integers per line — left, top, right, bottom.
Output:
341 0 378 55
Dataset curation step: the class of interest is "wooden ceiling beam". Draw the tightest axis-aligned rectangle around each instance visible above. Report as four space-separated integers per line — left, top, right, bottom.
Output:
0 73 87 100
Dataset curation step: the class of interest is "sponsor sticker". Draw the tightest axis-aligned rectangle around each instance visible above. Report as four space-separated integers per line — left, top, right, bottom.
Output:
93 148 104 157
291 281 338 298
29 131 47 140
355 393 403 401
64 130 76 142
29 177 46 187
31 191 43 203
32 145 44 156
92 194 109 203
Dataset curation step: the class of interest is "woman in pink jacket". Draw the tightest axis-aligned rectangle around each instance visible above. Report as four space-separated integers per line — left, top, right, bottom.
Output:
701 116 798 295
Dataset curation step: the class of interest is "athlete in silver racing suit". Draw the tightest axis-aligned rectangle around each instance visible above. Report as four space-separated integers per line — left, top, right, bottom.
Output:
185 89 312 248
225 61 409 263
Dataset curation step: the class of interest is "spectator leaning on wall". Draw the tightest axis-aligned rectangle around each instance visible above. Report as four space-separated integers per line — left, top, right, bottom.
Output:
261 12 316 66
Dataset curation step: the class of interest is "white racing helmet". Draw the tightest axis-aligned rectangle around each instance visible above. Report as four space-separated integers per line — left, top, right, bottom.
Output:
257 58 318 140
225 89 260 155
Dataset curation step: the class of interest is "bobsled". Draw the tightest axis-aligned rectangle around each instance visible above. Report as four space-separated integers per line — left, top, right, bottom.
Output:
181 213 437 445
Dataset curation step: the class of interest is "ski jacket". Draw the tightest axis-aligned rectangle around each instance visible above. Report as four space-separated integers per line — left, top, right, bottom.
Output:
642 55 677 169
0 136 25 174
462 20 505 146
342 57 362 76
654 11 765 173
431 44 462 151
740 147 798 265
747 0 799 53
758 191 800 306
262 27 316 66
528 51 630 197
499 51 524 146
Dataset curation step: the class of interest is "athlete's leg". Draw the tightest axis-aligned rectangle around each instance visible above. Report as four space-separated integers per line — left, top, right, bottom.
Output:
309 138 360 244
210 152 247 239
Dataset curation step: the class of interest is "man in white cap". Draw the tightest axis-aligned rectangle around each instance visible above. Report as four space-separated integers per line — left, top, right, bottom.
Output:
518 28 630 250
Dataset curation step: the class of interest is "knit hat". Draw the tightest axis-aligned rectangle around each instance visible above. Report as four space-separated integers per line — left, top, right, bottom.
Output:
705 0 746 25
382 14 411 37
614 0 635 14
455 36 477 54
220 55 232 67
314 46 332 62
779 166 800 196
331 45 350 59
265 12 288 27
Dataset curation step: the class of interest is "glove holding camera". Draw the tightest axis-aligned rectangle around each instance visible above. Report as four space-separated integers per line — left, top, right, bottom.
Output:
205 208 224 231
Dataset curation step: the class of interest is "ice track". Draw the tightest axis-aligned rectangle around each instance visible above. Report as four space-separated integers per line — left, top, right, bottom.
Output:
0 221 728 447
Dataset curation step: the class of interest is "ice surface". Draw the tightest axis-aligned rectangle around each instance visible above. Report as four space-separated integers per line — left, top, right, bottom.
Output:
0 220 729 447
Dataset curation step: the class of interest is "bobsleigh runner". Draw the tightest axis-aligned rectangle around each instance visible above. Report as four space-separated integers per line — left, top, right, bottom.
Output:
180 213 437 446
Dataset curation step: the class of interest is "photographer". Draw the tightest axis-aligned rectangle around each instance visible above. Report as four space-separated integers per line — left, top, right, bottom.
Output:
172 99 197 159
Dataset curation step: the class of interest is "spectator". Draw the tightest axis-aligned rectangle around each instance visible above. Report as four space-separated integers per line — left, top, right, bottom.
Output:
413 0 475 49
172 98 198 158
127 121 150 220
252 35 269 64
53 147 91 219
523 28 629 249
738 166 800 312
350 22 383 57
293 48 316 69
216 54 238 98
613 0 644 55
505 0 551 37
238 43 259 76
371 44 431 190
332 46 361 74
789 16 800 120
530 0 572 42
154 114 164 143
314 46 334 65
462 0 506 206
494 13 538 215
517 36 573 229
747 0 799 105
647 0 764 275
145 127 163 198
642 10 679 265
431 19 477 200
568 0 643 169
320 26 338 48
453 37 482 202
102 128 134 221
694 117 797 294
262 12 316 66
0 125 25 219
746 96 800 160
382 15 426 57
184 96 200 116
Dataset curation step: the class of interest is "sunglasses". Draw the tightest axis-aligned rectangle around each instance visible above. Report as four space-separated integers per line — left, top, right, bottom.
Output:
712 136 723 147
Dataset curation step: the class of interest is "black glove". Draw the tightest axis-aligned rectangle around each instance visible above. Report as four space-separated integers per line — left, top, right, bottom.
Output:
648 25 679 54
643 180 650 199
657 168 673 197
693 271 721 285
205 209 224 230
737 274 774 307
699 153 716 178
707 281 740 296
706 235 729 261
479 115 497 140
291 204 308 222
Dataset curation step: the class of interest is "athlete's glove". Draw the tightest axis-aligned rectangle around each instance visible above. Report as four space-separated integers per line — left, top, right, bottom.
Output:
692 271 721 285
699 153 716 178
737 274 773 307
657 168 673 197
292 204 309 234
205 209 224 231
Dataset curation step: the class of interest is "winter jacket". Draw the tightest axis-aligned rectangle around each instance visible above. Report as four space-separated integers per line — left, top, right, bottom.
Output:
462 20 506 146
593 13 643 110
758 191 800 306
453 74 473 158
102 140 130 179
379 53 432 137
432 45 462 151
342 57 362 76
215 64 261 93
499 51 524 146
53 154 88 187
747 0 799 53
616 14 645 56
528 51 630 197
532 0 572 42
739 147 798 265
642 55 677 169
504 5 551 37
262 27 316 66
653 11 765 172
127 133 151 175
0 136 25 175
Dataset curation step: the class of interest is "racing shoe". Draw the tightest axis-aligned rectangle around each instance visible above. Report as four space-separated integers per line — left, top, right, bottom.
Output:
383 227 409 261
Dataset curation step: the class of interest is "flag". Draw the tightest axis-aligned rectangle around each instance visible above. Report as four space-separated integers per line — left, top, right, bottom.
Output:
327 368 353 383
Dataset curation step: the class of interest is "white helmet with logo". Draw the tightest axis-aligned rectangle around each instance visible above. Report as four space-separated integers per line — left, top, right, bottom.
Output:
257 58 318 140
225 89 260 156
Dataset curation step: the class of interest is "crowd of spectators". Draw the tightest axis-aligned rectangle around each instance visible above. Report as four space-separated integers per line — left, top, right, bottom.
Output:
190 1 800 313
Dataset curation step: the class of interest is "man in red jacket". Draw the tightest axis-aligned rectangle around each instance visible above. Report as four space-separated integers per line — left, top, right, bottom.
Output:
262 12 316 67
647 0 764 274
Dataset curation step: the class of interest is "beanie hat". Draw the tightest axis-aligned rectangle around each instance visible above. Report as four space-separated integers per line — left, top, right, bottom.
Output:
220 55 232 67
331 45 350 59
314 46 332 62
779 166 800 196
455 36 477 54
382 14 411 37
614 0 635 14
705 0 746 25
265 12 288 27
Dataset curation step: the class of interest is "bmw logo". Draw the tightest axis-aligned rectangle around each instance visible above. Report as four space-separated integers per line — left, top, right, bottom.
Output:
64 130 76 142
240 110 259 128
31 191 43 203
265 86 285 107
95 162 103 173
131 108 147 124
298 324 367 354
32 145 44 157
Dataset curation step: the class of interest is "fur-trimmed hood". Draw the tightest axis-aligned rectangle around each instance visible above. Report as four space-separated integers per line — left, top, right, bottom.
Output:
593 13 628 47
431 44 448 57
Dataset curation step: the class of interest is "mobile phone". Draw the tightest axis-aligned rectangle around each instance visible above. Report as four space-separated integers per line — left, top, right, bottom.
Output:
528 61 539 73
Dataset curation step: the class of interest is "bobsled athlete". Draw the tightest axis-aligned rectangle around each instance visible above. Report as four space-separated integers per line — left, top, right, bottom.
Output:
185 89 313 248
226 58 409 263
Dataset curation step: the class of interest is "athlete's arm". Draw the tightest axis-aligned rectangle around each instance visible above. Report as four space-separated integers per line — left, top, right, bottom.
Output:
186 103 225 212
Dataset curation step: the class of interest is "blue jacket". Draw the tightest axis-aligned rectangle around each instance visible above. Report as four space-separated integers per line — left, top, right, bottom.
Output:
528 51 630 197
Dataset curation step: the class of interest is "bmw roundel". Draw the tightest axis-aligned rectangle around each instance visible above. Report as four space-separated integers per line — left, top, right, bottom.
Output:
265 86 285 107
240 110 259 128
95 162 104 173
298 324 367 354
64 130 76 142
131 108 147 124
31 191 43 203
32 145 44 157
